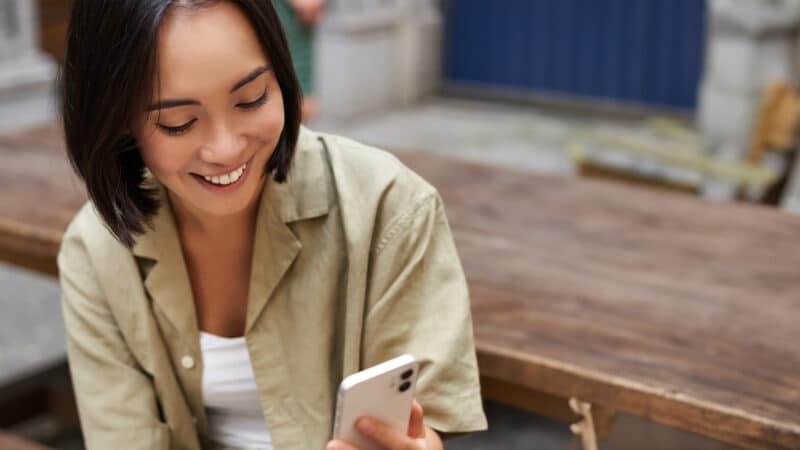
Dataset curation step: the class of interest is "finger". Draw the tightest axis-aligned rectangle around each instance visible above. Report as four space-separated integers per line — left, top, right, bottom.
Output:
357 417 418 450
325 439 359 450
407 400 426 439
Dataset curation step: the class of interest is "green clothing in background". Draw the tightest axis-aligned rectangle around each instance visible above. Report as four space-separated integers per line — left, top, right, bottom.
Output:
274 0 315 95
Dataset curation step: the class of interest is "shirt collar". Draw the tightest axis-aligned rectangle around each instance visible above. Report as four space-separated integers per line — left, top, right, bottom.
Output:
130 126 331 336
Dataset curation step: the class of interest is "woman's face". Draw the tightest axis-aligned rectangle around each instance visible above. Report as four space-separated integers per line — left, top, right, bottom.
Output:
134 2 284 222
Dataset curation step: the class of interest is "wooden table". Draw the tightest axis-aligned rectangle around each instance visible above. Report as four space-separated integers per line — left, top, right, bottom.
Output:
0 126 84 275
2 125 799 449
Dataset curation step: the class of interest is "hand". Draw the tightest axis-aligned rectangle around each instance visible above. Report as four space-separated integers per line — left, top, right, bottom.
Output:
288 0 326 26
326 400 443 450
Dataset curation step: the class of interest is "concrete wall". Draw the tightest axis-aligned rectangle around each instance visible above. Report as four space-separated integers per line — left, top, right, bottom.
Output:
0 0 57 132
697 0 800 202
315 0 442 121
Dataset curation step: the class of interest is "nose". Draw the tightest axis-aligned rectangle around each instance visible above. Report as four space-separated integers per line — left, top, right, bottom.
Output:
199 119 247 166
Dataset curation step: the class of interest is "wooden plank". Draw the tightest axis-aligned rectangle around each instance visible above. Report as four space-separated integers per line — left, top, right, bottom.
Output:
579 162 699 195
0 125 85 274
0 432 53 450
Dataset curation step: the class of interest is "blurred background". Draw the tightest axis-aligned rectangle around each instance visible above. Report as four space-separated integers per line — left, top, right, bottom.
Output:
2 0 799 449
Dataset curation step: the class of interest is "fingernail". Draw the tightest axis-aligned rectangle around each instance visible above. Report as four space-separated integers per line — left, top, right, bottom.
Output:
326 442 344 450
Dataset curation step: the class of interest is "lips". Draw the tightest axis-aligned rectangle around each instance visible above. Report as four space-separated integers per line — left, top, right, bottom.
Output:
191 155 255 192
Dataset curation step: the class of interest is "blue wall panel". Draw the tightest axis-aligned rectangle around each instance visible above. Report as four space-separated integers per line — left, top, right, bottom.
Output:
445 0 707 111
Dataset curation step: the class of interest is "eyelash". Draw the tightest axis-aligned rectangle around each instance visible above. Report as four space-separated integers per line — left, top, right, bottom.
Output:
237 91 268 111
159 118 197 136
157 91 268 136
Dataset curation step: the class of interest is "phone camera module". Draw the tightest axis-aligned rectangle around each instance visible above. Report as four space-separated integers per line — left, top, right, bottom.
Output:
398 381 412 392
401 369 414 380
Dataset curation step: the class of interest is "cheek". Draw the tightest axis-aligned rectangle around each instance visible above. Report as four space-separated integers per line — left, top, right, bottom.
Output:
249 97 285 143
137 132 193 177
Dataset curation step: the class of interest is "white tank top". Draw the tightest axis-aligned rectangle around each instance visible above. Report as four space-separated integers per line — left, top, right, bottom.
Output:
200 332 273 450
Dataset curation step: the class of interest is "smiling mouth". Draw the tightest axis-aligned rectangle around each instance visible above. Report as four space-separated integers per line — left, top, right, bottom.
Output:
199 162 247 186
191 154 256 191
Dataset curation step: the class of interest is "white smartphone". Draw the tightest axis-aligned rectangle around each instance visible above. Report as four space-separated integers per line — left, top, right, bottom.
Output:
332 354 419 450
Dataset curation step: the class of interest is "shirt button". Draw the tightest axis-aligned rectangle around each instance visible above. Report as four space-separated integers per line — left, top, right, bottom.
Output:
181 355 195 369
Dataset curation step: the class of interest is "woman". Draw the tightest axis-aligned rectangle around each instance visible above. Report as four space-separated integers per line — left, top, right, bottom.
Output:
58 1 486 449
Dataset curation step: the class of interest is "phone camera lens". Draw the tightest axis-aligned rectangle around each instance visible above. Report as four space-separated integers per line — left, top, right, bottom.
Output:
399 381 412 392
401 369 414 380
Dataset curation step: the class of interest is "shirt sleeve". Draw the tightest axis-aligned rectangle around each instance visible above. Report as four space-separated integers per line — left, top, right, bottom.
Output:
363 190 488 435
58 225 170 450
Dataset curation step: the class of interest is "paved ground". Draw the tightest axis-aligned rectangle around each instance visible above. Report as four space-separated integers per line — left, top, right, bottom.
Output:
3 97 743 449
0 263 64 388
312 97 596 175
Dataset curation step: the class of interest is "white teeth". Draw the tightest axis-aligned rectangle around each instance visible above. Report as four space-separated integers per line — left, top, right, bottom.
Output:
203 163 246 186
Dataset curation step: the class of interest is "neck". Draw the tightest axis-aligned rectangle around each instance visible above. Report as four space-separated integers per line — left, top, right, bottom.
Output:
168 190 262 241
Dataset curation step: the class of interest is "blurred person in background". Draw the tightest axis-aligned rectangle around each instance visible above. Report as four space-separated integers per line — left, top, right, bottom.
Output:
57 1 486 449
274 0 326 121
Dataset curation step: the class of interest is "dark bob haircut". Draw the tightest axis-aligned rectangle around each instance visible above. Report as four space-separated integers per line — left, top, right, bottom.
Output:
60 0 302 247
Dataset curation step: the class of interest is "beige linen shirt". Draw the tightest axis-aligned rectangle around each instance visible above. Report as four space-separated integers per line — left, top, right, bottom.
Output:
58 127 487 450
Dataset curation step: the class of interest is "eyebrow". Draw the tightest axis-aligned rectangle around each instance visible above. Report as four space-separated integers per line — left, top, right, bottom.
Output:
230 66 270 93
147 65 271 111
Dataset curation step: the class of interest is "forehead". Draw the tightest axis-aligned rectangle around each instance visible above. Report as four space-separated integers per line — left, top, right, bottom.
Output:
156 2 268 95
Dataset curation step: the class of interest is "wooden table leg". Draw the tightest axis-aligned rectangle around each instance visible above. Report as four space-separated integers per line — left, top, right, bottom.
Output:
570 398 599 450
480 375 618 441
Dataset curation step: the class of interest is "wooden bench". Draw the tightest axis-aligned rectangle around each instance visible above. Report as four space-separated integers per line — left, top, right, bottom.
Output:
0 431 54 450
2 124 800 449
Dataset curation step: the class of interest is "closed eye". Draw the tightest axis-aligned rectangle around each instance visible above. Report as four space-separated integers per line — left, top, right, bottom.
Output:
157 118 197 136
237 91 267 110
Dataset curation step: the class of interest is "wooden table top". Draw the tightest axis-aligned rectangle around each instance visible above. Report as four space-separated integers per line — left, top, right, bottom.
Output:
395 153 800 450
2 125 799 449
